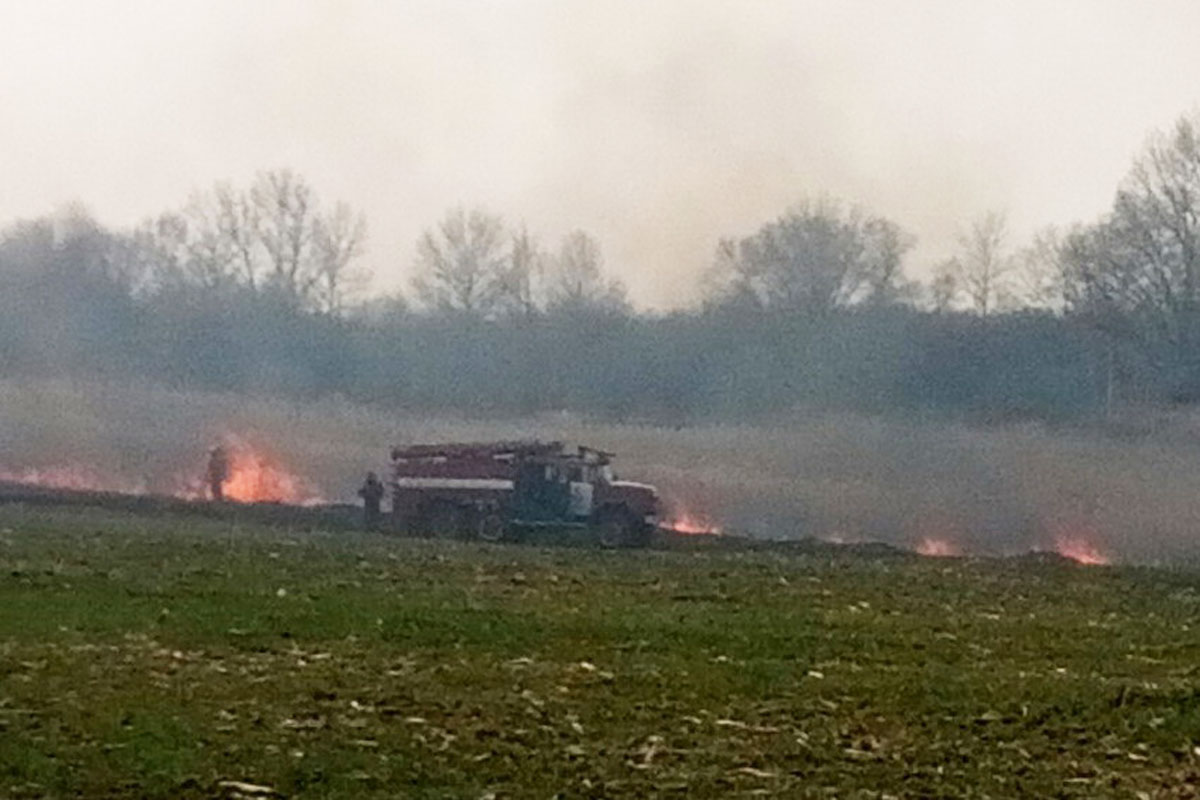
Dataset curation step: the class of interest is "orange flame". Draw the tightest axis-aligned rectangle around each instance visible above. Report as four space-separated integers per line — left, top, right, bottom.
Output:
1044 512 1111 565
221 447 316 504
662 505 722 535
915 537 962 557
0 464 145 494
177 436 323 506
0 437 322 507
1053 534 1110 565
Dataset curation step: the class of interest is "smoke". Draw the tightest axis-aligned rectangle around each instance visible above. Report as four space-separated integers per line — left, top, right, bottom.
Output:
7 378 1200 565
4 1 1200 308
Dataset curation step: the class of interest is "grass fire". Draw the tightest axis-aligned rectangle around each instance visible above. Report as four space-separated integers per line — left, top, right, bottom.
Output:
0 436 322 508
662 505 723 535
180 435 324 506
914 536 961 557
1051 534 1112 566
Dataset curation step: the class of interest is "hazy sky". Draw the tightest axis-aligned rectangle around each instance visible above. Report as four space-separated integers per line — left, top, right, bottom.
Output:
3 0 1199 308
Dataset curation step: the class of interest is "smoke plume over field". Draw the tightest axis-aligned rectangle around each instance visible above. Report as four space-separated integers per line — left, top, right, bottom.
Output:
5 2 1200 306
5 379 1200 565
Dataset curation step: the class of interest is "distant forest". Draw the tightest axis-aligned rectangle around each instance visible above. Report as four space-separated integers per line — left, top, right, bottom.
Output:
5 112 1200 424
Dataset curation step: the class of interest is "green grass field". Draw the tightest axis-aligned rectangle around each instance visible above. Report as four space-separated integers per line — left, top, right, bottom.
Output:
4 505 1200 798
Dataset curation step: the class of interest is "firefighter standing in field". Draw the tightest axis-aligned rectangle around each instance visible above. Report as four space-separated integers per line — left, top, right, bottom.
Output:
358 471 385 530
207 445 230 502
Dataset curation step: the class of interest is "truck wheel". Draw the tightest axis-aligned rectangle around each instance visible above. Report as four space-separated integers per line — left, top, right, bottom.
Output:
595 508 634 548
477 512 507 543
424 502 467 539
625 522 653 549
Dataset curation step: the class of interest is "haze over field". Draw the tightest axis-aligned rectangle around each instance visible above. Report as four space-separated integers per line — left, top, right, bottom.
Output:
7 379 1200 565
4 0 1200 307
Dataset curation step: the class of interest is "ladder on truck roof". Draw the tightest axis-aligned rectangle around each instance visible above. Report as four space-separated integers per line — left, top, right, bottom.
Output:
390 440 564 461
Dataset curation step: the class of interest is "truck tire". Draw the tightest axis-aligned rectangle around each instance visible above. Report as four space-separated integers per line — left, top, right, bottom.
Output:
625 521 654 549
594 507 636 548
423 501 468 539
476 511 507 543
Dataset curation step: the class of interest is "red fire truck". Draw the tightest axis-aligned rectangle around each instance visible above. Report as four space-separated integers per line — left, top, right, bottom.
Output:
389 440 660 547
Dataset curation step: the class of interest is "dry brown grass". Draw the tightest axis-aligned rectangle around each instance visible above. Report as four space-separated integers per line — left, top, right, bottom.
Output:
4 378 1200 563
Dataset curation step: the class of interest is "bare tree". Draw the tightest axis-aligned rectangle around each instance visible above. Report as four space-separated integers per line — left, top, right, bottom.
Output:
860 217 916 305
178 193 240 290
546 230 628 312
47 204 145 290
132 170 367 313
952 212 1014 316
251 169 318 302
138 184 258 293
494 223 544 319
548 230 599 306
1061 114 1200 338
129 213 192 293
411 207 507 315
708 198 912 314
214 183 262 290
311 202 368 315
1015 226 1067 311
1120 114 1200 311
1047 112 1200 399
929 259 960 313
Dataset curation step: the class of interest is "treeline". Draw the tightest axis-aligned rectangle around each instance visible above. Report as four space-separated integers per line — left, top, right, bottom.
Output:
5 113 1200 423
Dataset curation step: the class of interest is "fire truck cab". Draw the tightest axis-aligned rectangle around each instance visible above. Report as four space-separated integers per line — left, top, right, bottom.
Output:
390 440 659 547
